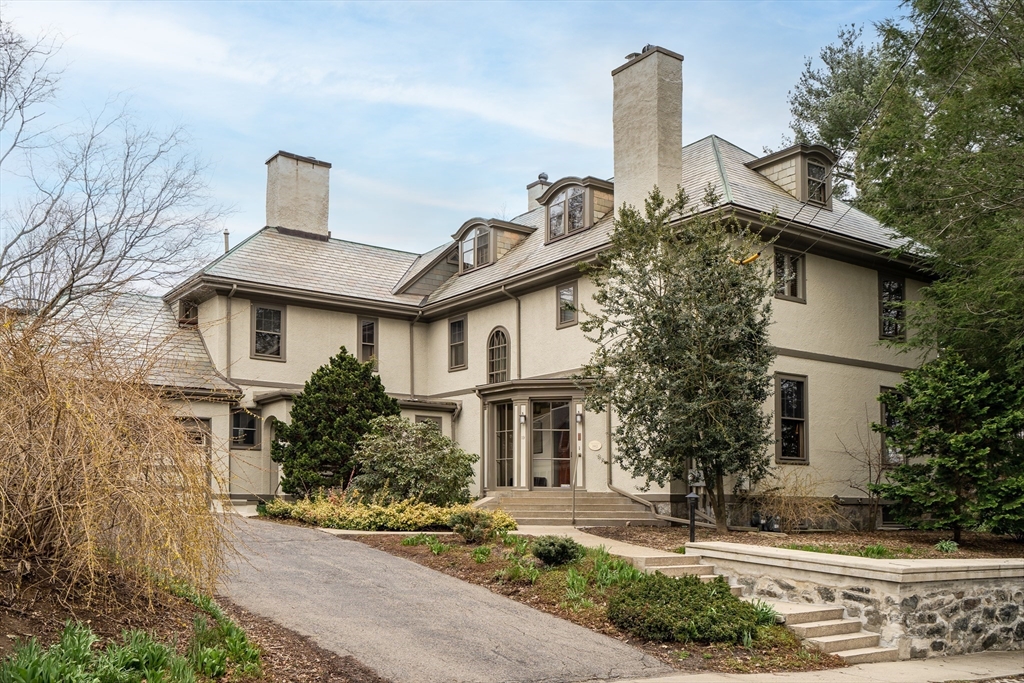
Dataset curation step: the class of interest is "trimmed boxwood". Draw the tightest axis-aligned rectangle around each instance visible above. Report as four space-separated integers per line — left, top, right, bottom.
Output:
607 573 760 643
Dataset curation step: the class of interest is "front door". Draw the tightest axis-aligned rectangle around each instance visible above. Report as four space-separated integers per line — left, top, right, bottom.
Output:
531 400 571 488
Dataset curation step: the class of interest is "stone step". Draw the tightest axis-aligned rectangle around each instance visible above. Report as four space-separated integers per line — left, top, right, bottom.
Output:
502 516 667 526
788 619 863 639
495 503 651 512
806 631 880 654
767 602 846 625
645 564 715 577
632 554 700 568
730 585 744 597
495 490 626 497
833 646 899 665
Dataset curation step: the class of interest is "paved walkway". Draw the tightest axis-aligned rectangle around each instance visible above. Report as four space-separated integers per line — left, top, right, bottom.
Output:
222 517 671 683
513 526 683 561
614 650 1023 682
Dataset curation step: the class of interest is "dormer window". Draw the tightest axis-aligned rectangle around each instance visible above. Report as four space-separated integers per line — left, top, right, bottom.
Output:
549 187 586 239
177 299 199 328
807 161 828 205
539 177 615 243
461 227 491 272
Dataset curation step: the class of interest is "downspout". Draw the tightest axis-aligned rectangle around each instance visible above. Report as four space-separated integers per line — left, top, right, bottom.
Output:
475 388 486 498
225 284 237 380
500 285 522 379
605 403 714 529
409 311 422 398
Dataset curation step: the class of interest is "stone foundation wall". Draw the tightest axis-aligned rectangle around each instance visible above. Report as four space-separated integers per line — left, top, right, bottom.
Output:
687 541 1024 659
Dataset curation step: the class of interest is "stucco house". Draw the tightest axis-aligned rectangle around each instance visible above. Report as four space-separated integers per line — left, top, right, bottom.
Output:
159 45 926 526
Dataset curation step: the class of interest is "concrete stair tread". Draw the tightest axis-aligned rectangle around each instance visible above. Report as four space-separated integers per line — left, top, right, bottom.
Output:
755 600 845 625
806 631 880 653
833 646 899 664
788 619 863 638
646 565 715 577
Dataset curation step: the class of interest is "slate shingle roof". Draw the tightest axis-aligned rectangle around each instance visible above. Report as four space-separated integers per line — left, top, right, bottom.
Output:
171 135 904 310
201 228 424 306
74 293 239 395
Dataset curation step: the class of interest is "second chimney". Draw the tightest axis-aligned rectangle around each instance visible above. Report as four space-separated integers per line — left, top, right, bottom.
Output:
266 151 331 237
612 46 684 217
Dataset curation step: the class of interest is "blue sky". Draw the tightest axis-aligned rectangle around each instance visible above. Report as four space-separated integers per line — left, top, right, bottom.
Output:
4 1 899 256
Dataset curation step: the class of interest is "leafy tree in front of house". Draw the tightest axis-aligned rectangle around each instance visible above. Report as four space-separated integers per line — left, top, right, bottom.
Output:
351 415 478 506
578 186 776 531
870 355 1024 542
271 347 400 497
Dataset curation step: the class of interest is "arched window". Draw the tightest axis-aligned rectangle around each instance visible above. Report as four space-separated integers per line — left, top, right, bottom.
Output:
461 226 491 271
487 328 508 384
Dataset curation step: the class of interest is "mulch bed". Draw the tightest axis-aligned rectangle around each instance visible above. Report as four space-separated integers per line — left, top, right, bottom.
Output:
582 526 1024 559
0 568 389 682
352 533 844 674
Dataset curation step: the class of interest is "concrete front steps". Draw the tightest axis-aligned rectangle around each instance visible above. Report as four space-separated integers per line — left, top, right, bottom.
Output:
481 490 667 527
759 600 898 664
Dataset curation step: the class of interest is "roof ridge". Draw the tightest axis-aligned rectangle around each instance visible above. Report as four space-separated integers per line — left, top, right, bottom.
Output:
710 135 734 205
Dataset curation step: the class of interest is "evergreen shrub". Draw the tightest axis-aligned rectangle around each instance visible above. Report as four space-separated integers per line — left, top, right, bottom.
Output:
449 509 505 544
531 535 585 566
607 574 763 643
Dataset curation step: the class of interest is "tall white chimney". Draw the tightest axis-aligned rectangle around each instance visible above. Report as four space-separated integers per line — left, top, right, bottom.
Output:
612 45 684 216
265 151 331 237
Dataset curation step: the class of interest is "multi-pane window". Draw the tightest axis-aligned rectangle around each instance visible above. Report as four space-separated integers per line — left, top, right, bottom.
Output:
494 402 515 487
415 415 442 430
532 401 572 487
879 274 905 339
879 387 904 465
231 408 260 450
359 318 377 365
547 187 586 240
557 282 577 327
776 375 808 463
774 250 804 301
487 329 508 384
449 316 467 371
807 161 827 204
461 227 491 272
253 305 284 359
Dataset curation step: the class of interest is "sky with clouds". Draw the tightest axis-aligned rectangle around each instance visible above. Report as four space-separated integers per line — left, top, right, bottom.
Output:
3 1 901 257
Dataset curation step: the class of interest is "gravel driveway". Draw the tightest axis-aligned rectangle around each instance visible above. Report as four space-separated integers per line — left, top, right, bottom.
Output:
222 518 670 683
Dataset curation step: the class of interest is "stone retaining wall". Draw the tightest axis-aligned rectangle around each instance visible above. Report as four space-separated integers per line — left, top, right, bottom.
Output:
686 541 1024 659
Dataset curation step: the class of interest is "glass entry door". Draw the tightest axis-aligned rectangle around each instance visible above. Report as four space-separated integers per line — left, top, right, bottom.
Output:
531 401 571 488
493 402 515 487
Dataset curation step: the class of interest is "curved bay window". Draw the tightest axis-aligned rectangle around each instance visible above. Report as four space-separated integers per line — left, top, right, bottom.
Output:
487 328 508 384
461 226 491 272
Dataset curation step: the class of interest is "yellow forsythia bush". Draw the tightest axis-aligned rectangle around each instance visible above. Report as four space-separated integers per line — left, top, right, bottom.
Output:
259 491 516 533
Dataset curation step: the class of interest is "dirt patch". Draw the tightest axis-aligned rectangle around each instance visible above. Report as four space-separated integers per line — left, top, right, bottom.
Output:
352 534 843 674
220 599 389 683
582 526 1024 559
0 570 389 682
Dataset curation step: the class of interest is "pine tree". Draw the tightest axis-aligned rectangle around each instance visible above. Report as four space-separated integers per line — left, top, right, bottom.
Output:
271 347 400 497
579 186 776 531
871 355 1024 542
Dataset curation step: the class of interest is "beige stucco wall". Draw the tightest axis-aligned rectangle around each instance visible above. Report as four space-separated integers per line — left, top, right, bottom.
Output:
169 398 232 498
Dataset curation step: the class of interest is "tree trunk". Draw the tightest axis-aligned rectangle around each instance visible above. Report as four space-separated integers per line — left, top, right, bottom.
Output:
953 525 962 543
708 469 729 532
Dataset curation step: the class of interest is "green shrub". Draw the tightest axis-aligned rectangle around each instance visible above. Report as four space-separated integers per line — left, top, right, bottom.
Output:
531 535 585 566
859 543 895 559
351 415 478 506
607 574 760 643
935 539 959 553
258 491 518 533
449 509 510 544
751 599 778 626
401 533 431 546
496 558 540 585
590 548 643 589
471 546 492 563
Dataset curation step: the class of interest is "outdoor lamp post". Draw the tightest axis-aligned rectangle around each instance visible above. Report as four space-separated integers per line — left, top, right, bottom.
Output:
686 491 699 543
